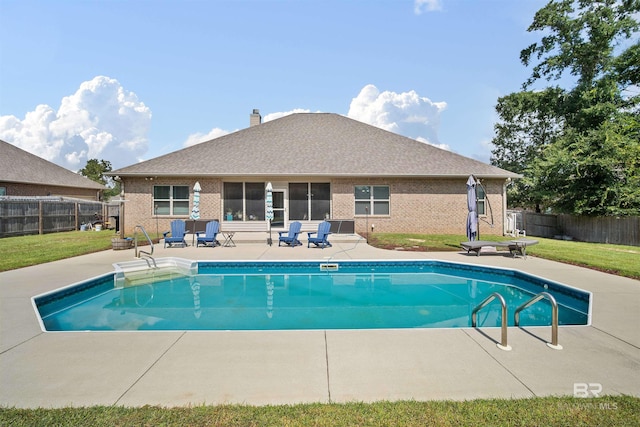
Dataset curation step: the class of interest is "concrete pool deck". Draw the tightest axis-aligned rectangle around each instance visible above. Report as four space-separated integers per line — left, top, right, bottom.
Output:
1 233 639 407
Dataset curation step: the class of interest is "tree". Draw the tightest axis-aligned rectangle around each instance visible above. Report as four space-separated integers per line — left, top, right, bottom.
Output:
520 0 640 91
613 41 640 108
78 159 121 200
528 113 640 215
491 0 640 215
491 88 565 210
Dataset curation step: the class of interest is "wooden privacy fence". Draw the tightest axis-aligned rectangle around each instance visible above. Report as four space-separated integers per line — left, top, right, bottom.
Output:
0 199 105 237
522 212 640 247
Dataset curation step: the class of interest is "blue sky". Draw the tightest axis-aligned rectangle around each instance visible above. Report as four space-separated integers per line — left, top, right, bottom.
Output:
0 0 548 171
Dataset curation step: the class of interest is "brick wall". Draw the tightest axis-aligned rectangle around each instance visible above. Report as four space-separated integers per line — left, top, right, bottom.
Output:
122 176 505 236
0 182 101 200
334 177 505 235
123 177 222 235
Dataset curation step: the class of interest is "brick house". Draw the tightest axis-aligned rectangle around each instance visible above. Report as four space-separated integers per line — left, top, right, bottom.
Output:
109 112 520 236
0 139 105 201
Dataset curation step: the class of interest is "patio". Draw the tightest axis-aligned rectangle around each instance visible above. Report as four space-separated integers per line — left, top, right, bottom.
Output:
1 235 638 407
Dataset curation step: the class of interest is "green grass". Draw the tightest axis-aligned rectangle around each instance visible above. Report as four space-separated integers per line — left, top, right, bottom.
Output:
368 233 640 280
0 230 115 271
0 230 162 272
525 238 640 279
1 396 639 426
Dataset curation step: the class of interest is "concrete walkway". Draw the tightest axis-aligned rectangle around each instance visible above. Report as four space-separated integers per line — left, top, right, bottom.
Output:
1 233 639 407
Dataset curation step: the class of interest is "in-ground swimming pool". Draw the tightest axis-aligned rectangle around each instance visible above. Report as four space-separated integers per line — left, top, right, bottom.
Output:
33 259 591 331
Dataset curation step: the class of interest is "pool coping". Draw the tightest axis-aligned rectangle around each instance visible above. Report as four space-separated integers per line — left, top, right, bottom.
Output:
1 238 639 407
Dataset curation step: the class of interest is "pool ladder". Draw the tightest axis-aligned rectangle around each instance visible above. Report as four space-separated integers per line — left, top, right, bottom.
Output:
133 225 156 268
471 291 562 351
515 292 562 350
472 292 511 351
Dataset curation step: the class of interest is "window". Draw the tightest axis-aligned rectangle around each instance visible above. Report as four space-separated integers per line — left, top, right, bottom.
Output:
245 182 264 221
289 183 308 220
476 184 486 216
223 182 265 221
355 185 389 215
153 185 189 216
289 183 330 220
224 183 243 220
310 183 331 220
0 187 5 196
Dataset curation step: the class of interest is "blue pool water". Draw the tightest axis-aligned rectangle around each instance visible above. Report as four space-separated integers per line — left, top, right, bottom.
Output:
34 260 591 331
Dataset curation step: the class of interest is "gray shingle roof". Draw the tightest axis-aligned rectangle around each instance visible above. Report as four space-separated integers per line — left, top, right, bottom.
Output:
111 113 520 179
0 140 106 190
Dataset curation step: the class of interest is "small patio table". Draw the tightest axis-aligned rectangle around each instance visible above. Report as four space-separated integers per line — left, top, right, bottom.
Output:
221 231 236 247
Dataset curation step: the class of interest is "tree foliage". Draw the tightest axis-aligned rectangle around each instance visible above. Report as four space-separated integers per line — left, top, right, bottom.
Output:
529 113 640 215
78 159 121 200
491 88 565 210
491 0 640 216
520 0 639 89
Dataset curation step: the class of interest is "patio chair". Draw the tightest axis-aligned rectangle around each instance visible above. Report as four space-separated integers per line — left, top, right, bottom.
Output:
278 221 302 247
163 220 187 248
307 221 332 248
196 220 221 247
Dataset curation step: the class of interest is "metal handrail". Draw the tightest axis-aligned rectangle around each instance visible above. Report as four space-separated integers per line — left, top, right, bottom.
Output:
514 292 562 349
133 225 156 268
471 292 510 350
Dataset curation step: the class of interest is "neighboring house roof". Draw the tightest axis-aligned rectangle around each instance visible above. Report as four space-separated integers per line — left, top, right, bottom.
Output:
0 139 106 190
111 113 520 179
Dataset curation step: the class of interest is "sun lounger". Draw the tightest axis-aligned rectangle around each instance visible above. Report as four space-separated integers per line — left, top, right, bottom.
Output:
460 239 539 258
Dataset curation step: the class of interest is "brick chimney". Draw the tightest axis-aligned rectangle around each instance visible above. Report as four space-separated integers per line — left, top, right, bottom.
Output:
250 109 261 127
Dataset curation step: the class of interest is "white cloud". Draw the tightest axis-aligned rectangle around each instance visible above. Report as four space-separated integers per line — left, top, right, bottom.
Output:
348 84 448 149
183 128 231 147
0 76 151 170
414 0 442 14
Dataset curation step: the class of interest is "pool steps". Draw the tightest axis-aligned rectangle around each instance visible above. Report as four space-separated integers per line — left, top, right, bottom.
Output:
113 257 197 288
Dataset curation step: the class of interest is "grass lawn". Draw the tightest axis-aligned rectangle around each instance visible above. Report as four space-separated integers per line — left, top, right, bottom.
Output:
1 396 639 426
1 231 639 424
368 233 640 280
0 230 161 272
